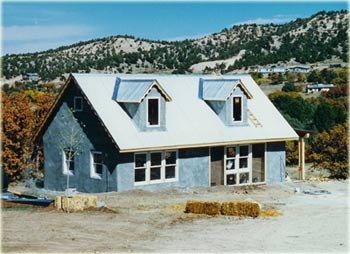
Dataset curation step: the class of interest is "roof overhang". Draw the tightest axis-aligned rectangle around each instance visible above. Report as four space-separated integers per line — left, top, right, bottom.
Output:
118 136 299 153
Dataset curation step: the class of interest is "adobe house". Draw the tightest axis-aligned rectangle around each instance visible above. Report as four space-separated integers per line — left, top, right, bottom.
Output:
34 74 298 193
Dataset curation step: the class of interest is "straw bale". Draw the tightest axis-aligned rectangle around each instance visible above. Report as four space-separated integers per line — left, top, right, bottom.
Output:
56 195 97 212
185 201 221 215
221 201 260 217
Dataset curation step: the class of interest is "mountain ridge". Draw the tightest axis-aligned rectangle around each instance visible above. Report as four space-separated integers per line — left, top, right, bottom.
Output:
2 10 348 83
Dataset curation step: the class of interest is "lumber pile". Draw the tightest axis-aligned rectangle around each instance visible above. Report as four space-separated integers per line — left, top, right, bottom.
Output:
55 195 97 212
185 200 260 217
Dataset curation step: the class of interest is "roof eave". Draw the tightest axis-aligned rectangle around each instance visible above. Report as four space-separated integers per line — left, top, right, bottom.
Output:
118 136 299 153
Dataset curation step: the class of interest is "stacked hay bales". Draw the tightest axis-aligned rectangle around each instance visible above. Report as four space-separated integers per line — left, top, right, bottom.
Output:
221 201 260 217
185 201 221 215
185 200 260 217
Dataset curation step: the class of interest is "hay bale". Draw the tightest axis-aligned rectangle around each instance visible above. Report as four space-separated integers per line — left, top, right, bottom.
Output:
56 195 97 212
185 201 221 215
221 201 260 217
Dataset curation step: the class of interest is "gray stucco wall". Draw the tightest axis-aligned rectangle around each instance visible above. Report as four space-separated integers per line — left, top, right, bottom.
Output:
116 148 209 192
43 103 117 193
266 142 286 183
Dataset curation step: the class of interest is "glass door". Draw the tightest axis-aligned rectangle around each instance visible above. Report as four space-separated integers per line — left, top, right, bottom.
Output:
225 145 251 185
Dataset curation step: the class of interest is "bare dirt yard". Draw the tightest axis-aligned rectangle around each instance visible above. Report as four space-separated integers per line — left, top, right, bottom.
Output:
2 180 349 253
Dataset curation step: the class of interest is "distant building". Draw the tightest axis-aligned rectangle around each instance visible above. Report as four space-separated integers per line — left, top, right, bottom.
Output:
23 73 39 81
306 83 335 93
289 66 310 73
254 67 287 73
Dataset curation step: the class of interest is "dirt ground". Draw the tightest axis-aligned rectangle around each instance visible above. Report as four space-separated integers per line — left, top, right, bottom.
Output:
1 179 349 253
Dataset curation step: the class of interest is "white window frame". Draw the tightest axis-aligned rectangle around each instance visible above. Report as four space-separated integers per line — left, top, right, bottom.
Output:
134 153 148 185
90 151 103 179
62 149 74 176
164 150 178 183
224 145 252 186
146 97 160 127
149 152 163 184
232 95 243 123
134 150 178 186
74 96 83 112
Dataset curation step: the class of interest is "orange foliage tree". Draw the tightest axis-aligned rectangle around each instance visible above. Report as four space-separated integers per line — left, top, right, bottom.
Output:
1 91 55 182
310 121 349 179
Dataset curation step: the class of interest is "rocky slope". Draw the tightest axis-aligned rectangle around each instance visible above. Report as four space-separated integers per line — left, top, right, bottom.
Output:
2 10 348 83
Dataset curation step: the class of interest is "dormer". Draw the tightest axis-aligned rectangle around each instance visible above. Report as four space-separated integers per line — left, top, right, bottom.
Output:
199 79 252 127
113 78 172 132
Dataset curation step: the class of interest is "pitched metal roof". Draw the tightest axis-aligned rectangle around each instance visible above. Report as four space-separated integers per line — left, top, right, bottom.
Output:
70 73 298 152
200 79 252 101
114 78 171 103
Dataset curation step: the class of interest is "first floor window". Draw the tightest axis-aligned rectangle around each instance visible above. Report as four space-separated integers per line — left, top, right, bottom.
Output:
91 151 103 177
134 150 178 185
135 153 147 182
165 151 176 179
63 149 75 175
150 152 162 181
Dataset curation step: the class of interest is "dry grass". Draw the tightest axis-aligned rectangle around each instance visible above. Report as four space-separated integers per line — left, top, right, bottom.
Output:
259 209 282 217
185 201 221 216
221 201 260 217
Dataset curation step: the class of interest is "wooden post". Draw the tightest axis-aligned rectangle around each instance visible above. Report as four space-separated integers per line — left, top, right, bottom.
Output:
301 137 305 180
298 138 302 180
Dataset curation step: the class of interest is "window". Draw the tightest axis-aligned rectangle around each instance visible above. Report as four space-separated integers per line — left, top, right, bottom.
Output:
91 151 103 178
233 96 242 122
135 154 147 183
63 149 75 175
150 152 162 181
147 98 159 126
165 151 176 179
134 150 178 185
74 96 83 112
225 145 251 185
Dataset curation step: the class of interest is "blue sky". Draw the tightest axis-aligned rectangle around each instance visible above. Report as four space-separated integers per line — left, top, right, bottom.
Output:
2 1 348 55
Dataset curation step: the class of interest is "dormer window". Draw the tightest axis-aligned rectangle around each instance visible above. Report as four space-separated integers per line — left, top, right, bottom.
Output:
200 79 252 127
147 98 160 126
233 96 242 122
113 78 172 131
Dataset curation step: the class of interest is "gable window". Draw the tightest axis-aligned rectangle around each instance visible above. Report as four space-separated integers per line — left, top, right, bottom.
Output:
147 98 159 126
74 96 83 112
63 149 75 175
91 151 103 178
233 96 242 122
134 150 178 185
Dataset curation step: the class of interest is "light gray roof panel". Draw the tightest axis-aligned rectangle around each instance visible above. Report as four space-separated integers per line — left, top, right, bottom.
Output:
114 79 155 103
71 73 298 152
201 79 239 101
